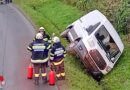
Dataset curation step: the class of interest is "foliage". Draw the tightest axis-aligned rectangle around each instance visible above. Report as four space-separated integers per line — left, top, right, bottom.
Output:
115 0 130 34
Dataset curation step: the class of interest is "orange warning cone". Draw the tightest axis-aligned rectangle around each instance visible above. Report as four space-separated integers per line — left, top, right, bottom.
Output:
0 75 5 88
49 69 55 85
27 64 33 79
0 75 4 81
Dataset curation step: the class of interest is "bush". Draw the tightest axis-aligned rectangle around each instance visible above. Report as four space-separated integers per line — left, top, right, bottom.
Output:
63 0 130 35
115 0 130 34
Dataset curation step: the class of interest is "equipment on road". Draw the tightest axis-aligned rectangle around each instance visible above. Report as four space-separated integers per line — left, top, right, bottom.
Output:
49 68 55 85
0 75 5 88
27 64 33 79
0 75 4 81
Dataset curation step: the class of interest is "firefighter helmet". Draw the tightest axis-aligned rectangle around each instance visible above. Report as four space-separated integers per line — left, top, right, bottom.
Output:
52 36 60 43
39 27 45 30
35 33 43 39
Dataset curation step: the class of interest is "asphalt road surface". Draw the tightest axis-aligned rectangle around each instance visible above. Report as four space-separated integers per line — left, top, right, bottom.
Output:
0 4 58 90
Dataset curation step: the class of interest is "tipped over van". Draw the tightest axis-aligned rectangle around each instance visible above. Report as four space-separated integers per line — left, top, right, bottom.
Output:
61 10 124 80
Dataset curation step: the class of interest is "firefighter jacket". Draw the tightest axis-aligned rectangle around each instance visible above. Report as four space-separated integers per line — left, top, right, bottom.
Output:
27 39 51 64
43 33 51 43
50 42 66 61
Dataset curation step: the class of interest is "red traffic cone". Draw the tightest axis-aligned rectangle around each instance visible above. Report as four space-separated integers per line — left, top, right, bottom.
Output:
27 64 33 79
0 75 4 81
0 75 5 87
49 69 55 85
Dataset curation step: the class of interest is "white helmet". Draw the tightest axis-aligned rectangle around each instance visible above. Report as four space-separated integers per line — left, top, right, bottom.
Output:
52 36 60 43
39 27 45 30
35 33 43 39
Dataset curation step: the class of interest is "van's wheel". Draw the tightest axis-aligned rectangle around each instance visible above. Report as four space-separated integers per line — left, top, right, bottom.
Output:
91 72 103 82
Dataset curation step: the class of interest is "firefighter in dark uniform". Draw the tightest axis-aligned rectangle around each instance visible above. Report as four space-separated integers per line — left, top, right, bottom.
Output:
38 27 51 43
38 27 52 67
50 36 66 80
27 33 51 85
33 27 51 67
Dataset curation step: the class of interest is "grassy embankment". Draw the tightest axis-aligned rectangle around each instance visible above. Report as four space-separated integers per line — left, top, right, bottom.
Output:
14 0 130 90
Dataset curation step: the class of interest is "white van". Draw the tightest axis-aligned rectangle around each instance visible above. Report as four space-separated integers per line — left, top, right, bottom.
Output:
61 10 124 80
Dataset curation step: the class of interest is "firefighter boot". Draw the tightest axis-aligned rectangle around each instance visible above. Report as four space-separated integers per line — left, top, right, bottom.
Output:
61 76 65 80
34 77 39 85
42 77 48 84
57 76 62 80
61 73 65 80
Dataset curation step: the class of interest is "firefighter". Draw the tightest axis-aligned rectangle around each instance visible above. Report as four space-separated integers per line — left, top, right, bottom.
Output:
38 27 51 43
27 33 51 85
38 27 52 67
50 36 66 80
33 27 51 67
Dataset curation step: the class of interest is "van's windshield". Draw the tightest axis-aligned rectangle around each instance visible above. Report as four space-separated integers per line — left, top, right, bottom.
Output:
95 25 120 63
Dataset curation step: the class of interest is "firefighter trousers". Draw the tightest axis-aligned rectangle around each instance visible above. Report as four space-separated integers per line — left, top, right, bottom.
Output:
53 60 65 80
33 63 47 83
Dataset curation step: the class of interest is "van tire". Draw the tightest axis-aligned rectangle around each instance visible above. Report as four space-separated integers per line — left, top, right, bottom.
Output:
91 72 103 82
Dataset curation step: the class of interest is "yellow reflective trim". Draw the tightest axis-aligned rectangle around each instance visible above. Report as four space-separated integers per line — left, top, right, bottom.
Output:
41 73 47 77
27 47 32 50
56 74 61 77
31 58 49 63
50 53 54 56
64 51 66 53
61 73 65 76
47 45 51 49
53 60 63 66
32 46 45 49
64 54 66 57
48 40 51 43
43 38 48 41
35 74 40 77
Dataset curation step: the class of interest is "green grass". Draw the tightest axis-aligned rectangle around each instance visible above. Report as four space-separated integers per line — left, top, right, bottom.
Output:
13 0 130 90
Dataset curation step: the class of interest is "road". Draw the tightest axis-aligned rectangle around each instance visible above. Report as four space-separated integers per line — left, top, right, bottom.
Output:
0 4 58 90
